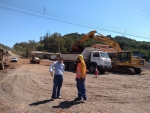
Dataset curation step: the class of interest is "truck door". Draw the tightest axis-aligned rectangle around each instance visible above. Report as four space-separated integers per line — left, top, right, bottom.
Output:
91 52 100 63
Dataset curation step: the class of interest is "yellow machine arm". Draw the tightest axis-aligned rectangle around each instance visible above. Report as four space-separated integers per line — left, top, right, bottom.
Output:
71 30 97 52
93 33 122 52
71 30 122 54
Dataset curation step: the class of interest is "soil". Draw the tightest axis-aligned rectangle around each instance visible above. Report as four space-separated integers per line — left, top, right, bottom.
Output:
0 52 150 113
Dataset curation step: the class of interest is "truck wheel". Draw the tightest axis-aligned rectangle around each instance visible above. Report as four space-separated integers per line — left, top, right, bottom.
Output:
69 63 75 71
89 65 96 73
134 68 141 74
64 62 69 70
99 69 105 74
0 61 4 70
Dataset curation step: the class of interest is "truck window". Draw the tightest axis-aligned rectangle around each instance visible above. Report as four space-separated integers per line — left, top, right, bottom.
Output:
100 52 109 58
93 52 100 57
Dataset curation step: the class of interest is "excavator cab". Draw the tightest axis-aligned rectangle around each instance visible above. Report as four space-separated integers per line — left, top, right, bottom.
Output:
117 52 131 63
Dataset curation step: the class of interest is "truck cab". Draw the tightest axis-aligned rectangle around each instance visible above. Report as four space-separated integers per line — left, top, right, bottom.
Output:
88 51 111 73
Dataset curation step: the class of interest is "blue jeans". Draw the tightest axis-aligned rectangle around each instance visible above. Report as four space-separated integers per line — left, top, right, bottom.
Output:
76 77 87 100
52 75 63 98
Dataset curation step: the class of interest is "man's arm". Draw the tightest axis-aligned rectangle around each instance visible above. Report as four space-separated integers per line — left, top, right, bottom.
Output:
49 63 55 77
81 61 86 78
63 64 65 72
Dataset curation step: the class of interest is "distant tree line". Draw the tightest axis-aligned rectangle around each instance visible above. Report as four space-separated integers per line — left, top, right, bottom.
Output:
12 32 150 61
0 43 11 50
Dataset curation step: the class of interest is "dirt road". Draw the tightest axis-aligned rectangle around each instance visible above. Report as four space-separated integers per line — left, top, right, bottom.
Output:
0 57 150 113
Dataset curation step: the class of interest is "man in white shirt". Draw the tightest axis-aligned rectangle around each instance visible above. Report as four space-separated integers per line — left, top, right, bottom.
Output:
49 56 65 100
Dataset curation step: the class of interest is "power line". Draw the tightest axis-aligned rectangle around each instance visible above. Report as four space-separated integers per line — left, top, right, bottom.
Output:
124 0 150 13
1 0 150 38
102 0 150 19
0 0 126 33
0 0 150 41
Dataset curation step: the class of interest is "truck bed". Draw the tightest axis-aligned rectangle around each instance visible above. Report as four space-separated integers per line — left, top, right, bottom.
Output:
60 54 78 61
60 47 101 62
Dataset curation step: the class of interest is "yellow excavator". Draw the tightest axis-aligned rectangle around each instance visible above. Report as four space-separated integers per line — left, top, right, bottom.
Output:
71 30 145 74
0 46 4 70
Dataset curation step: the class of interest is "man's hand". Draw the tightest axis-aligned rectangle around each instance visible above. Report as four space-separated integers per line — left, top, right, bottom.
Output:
82 76 85 79
50 72 53 77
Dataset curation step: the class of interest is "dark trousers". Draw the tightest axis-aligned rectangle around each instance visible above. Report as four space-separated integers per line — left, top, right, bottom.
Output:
76 78 87 100
52 75 63 98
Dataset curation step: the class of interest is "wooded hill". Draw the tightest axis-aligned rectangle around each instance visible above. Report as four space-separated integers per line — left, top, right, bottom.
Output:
8 32 150 61
0 43 11 50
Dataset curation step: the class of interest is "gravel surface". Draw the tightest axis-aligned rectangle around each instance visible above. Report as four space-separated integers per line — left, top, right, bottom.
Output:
0 56 150 113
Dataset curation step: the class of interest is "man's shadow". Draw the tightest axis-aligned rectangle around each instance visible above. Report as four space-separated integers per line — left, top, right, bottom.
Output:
29 99 54 106
52 100 82 109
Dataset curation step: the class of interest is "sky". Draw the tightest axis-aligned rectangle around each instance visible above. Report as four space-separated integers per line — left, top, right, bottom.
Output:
0 0 150 48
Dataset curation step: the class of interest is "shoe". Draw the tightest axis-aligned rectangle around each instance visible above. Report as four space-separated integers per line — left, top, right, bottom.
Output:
57 96 62 99
74 97 82 101
51 98 55 101
82 99 86 103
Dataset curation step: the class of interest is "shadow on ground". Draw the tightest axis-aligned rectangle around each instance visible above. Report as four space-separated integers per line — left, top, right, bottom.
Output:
29 99 53 106
52 100 82 109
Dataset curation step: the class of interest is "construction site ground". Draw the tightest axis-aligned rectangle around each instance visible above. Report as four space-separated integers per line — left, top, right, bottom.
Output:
0 53 150 113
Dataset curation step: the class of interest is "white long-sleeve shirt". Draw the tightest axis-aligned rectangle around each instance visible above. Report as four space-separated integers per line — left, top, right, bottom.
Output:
49 61 65 75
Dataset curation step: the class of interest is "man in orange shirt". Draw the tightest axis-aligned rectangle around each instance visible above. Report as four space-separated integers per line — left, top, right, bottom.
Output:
75 54 87 103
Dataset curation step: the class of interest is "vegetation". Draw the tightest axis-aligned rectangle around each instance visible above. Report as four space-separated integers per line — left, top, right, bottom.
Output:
7 32 150 61
0 43 11 50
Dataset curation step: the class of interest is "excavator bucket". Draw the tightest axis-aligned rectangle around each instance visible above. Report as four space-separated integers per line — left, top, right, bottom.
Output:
71 30 97 52
71 45 84 52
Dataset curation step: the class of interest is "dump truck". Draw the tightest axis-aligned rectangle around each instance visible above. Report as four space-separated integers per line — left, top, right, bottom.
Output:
71 30 145 74
60 47 111 74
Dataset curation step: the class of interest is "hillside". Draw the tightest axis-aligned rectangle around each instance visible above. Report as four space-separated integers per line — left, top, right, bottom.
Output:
0 43 11 50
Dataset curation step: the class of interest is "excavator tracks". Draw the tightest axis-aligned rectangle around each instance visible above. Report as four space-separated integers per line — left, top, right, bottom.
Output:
107 67 142 75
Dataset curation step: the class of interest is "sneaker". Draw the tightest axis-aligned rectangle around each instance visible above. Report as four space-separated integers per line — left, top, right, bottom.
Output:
57 96 62 99
82 99 86 103
74 97 82 101
51 98 55 101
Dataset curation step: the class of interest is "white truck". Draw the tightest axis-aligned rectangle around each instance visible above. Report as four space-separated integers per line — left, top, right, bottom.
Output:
50 54 57 61
60 47 111 74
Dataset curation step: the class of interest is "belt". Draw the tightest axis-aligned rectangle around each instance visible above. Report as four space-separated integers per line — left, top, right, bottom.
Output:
55 74 62 76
